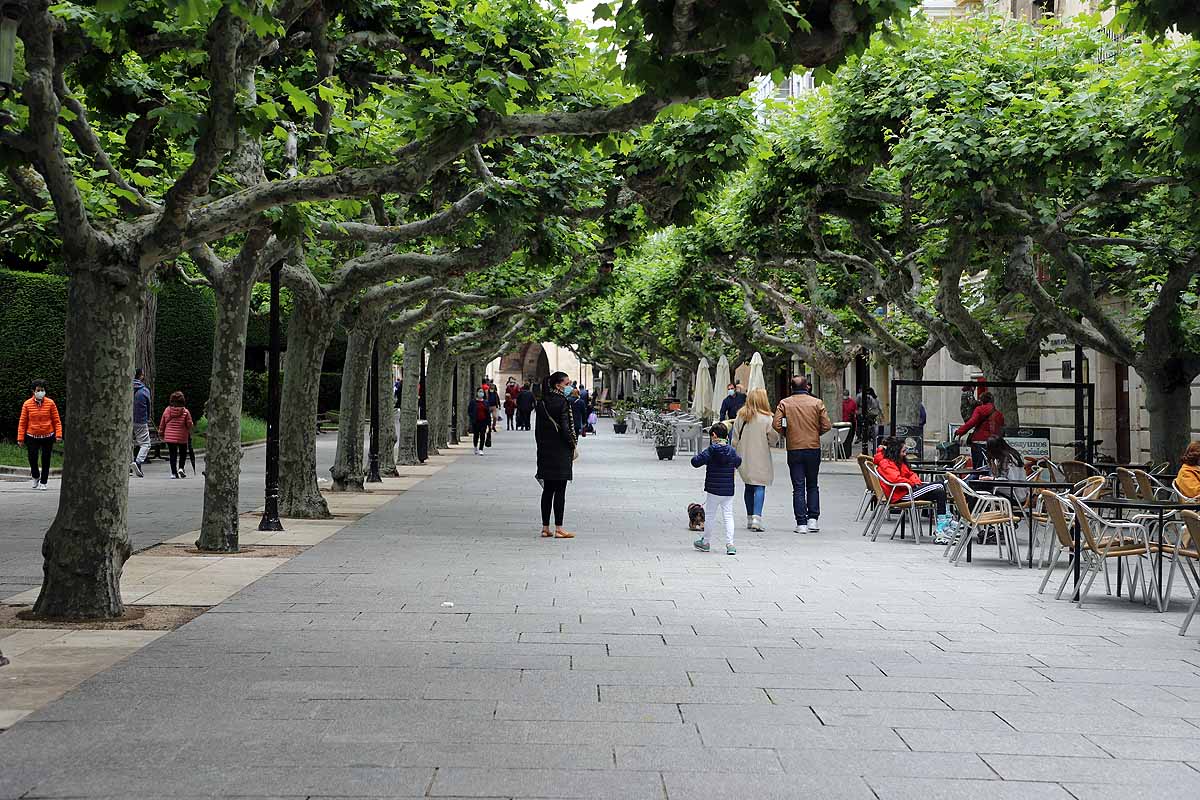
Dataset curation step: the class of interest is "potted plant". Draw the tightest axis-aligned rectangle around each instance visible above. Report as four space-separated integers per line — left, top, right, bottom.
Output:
612 401 630 434
651 419 677 460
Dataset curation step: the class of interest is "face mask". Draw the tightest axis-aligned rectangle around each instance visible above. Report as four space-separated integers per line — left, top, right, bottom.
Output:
34 390 45 400
727 389 734 396
476 392 485 399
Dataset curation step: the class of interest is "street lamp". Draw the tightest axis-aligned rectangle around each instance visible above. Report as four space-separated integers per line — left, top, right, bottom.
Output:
0 4 21 100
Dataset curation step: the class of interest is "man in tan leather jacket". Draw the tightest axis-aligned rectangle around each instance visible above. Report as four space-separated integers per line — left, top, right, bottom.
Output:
773 376 832 534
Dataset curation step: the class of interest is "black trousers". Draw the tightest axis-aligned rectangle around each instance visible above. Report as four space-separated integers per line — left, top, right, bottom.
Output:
540 479 568 527
26 436 53 483
168 443 186 474
505 410 515 430
472 427 486 449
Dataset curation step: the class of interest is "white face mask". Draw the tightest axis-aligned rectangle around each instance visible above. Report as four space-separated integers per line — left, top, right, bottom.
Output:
33 390 45 400
727 389 734 397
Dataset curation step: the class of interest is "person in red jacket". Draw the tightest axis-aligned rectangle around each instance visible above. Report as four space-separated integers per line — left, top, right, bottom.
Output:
17 378 63 490
158 391 195 479
875 437 950 534
955 391 1004 470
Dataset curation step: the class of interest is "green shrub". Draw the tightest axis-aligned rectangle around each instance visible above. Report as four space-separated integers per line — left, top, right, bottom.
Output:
154 281 215 423
319 372 342 414
0 270 69 439
242 370 269 420
245 369 341 418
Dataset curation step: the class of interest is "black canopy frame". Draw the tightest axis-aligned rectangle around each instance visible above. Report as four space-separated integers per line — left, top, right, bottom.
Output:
887 379 1096 464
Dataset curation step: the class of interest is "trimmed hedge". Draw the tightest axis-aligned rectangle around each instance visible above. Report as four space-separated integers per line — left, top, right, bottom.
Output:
0 270 69 438
154 281 215 423
243 370 342 420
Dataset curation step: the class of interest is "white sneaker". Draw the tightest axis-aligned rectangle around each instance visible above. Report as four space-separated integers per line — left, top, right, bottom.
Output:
37 483 48 491
31 479 39 490
750 515 764 532
178 469 186 478
794 523 809 535
807 520 820 533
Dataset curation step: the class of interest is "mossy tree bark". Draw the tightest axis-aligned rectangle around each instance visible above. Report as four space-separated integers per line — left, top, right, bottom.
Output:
329 327 373 492
279 288 336 518
397 331 425 466
376 327 403 476
34 267 138 619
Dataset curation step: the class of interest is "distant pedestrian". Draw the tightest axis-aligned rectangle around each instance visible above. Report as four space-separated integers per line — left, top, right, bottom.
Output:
0 648 7 667
486 380 501 432
535 371 577 539
731 388 780 532
131 368 151 478
719 383 746 421
773 376 832 534
466 389 490 455
956 391 1004 471
960 383 979 423
158 391 194 479
503 389 517 430
17 378 62 491
841 389 858 457
691 421 742 555
859 386 881 451
569 387 585 437
516 382 535 430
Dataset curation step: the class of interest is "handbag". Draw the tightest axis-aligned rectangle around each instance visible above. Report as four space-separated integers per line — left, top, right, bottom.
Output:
541 400 580 461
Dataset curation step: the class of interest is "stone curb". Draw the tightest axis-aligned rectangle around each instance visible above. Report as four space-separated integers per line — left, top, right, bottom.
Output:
0 438 269 480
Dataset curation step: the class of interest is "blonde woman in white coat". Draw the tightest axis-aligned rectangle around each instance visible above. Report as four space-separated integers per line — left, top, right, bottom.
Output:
731 388 781 531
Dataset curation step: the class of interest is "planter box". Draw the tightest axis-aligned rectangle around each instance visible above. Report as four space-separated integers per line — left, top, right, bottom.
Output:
656 445 676 461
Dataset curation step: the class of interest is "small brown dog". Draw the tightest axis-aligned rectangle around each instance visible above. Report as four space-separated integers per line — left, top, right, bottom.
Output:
687 503 705 531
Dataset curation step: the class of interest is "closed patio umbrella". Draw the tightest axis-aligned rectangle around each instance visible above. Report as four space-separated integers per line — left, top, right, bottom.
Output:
710 353 730 419
747 352 766 394
691 357 713 418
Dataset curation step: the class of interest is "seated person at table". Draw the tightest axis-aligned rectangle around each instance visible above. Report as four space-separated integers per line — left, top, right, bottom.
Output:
875 437 951 536
1177 442 1200 499
980 435 1029 505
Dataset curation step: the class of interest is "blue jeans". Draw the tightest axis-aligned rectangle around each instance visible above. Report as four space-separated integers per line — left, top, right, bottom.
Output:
787 448 821 524
743 485 765 517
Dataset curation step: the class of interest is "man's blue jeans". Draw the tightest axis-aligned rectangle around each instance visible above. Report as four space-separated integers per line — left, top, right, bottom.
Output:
787 448 821 524
743 484 765 517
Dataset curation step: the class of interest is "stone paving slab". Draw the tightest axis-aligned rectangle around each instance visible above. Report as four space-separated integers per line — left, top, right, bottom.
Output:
1 423 1199 798
0 629 167 729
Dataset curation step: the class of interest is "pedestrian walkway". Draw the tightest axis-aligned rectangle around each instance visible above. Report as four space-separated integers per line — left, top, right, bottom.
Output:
2 424 1200 799
0 437 337 599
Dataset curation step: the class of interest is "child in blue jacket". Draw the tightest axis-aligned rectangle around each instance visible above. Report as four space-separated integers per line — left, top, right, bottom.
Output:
691 422 743 555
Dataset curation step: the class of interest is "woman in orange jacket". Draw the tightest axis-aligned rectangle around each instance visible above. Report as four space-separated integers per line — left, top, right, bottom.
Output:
17 378 63 490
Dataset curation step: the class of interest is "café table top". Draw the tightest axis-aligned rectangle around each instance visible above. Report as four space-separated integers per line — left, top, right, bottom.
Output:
969 478 1076 490
1085 497 1200 511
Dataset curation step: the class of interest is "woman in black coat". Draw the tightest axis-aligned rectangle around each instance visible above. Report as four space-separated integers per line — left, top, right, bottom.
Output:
536 371 577 539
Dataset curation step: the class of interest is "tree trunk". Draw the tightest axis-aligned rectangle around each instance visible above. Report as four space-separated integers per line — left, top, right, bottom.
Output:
980 360 1021 429
1144 370 1193 469
426 341 450 454
894 363 924 433
196 274 255 552
447 359 463 444
396 332 424 466
816 366 841 418
34 268 138 619
134 280 157 399
279 294 335 519
377 327 402 476
329 327 373 492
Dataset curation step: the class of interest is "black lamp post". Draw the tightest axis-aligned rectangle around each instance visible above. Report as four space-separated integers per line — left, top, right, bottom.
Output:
367 338 382 483
258 259 284 532
450 361 459 443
